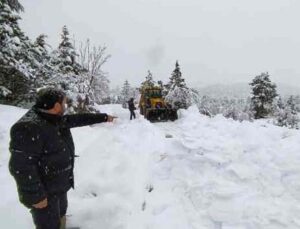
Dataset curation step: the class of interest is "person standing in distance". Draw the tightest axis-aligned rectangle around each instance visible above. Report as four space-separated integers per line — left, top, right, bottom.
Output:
128 98 136 120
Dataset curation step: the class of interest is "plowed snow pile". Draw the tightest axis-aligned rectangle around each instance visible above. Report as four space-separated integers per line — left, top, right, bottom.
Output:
1 104 300 229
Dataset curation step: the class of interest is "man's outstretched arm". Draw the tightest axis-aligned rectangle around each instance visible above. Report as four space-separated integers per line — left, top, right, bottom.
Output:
62 113 116 129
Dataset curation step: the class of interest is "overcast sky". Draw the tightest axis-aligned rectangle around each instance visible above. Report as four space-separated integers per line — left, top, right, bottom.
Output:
19 0 300 88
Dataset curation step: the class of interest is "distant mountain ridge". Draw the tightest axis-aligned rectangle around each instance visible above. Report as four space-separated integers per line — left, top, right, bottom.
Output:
195 83 300 98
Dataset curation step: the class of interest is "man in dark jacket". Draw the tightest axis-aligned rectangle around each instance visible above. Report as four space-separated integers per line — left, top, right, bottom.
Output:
9 88 116 229
128 98 136 120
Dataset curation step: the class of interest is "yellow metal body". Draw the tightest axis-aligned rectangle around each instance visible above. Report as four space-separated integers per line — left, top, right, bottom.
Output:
139 86 166 110
139 86 178 122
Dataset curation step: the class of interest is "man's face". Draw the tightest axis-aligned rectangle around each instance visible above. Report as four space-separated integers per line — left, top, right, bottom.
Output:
57 97 67 116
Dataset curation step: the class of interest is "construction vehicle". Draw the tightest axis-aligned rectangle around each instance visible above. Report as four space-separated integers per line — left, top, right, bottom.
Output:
139 86 178 122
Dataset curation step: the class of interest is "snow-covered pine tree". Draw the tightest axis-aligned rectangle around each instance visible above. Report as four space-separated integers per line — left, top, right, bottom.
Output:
165 61 185 91
121 80 131 108
275 96 299 129
54 25 82 74
141 70 155 88
45 28 94 113
287 96 297 114
157 80 169 98
295 95 300 112
0 0 24 65
0 0 39 106
284 96 299 128
277 96 285 110
165 61 191 109
2 0 23 12
249 72 278 119
274 96 286 127
31 34 55 86
157 80 163 88
35 34 47 48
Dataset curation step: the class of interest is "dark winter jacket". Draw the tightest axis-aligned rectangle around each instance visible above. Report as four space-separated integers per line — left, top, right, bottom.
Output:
9 107 108 208
128 100 136 111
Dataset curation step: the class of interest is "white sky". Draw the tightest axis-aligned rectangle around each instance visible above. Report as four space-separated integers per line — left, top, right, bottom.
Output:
19 0 300 88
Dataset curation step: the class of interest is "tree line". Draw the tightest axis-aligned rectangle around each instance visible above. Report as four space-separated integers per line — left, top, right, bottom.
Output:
1 0 299 128
0 0 110 112
120 67 299 129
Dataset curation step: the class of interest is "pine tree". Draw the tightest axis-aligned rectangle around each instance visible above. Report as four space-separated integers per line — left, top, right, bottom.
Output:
32 34 54 83
0 1 38 106
249 72 278 119
2 0 24 12
55 25 81 74
35 34 47 50
157 80 169 97
287 96 297 114
165 61 191 109
277 96 285 110
141 70 155 88
285 96 299 129
157 80 163 89
0 1 25 65
165 61 187 91
295 95 300 112
275 96 299 129
121 80 131 108
44 27 90 112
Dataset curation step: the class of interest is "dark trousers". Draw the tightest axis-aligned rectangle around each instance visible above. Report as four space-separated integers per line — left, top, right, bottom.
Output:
30 193 68 229
130 110 136 120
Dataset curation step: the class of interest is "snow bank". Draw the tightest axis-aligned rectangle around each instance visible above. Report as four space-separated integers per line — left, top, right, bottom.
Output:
1 104 300 229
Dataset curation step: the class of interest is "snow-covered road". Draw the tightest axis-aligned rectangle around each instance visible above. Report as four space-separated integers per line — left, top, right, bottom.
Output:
1 104 300 229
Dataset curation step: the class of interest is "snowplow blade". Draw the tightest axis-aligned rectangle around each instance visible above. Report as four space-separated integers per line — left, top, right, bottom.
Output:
145 108 178 122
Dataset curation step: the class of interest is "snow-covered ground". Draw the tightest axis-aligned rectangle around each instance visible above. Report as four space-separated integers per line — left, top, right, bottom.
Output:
1 104 300 229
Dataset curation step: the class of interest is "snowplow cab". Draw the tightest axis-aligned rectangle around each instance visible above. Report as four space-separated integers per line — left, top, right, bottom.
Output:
139 86 178 122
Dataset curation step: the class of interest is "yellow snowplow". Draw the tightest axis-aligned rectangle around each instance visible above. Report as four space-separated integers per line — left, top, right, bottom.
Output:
139 86 178 122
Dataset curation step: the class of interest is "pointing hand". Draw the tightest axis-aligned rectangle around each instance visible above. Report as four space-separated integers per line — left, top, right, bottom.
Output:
107 115 118 122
